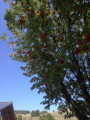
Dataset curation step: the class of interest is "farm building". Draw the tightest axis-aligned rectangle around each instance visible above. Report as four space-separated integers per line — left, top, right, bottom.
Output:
0 102 16 120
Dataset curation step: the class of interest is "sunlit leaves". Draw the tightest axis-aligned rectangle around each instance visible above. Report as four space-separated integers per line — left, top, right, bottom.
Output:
4 0 90 119
0 32 8 41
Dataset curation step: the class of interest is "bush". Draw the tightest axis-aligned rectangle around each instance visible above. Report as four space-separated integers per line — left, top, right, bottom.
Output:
39 113 55 120
31 110 40 117
36 110 40 116
40 110 48 114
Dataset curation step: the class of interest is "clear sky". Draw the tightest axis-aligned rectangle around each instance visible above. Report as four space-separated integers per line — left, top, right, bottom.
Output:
0 1 58 112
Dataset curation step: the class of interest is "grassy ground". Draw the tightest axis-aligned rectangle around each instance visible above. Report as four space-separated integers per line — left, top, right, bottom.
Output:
16 111 77 120
50 111 77 120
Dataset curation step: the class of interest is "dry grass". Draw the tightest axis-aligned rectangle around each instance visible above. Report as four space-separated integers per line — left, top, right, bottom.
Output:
49 111 77 120
16 114 39 120
16 111 77 120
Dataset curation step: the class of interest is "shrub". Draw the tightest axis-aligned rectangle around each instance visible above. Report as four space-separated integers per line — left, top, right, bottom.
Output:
39 113 55 120
31 110 40 117
40 110 48 114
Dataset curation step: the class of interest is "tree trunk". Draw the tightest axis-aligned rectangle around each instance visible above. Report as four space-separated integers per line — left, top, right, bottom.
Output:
71 54 90 113
60 81 90 120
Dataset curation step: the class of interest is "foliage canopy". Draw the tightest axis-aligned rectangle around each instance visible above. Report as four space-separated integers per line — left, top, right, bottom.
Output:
4 0 90 120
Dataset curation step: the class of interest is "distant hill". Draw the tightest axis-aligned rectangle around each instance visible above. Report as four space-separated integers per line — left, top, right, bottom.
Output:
15 110 30 114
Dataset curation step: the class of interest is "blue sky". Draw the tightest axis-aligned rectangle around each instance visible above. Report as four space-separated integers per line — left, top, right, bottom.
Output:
0 1 58 112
